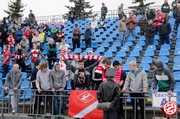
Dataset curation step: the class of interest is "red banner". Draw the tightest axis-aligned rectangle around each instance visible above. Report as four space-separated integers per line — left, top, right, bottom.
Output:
68 90 103 119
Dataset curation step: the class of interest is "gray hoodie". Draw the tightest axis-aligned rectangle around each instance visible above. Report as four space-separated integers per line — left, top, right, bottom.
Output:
123 68 148 92
5 70 22 89
36 70 51 90
50 64 66 90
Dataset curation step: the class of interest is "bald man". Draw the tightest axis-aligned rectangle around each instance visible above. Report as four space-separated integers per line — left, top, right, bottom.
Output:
5 64 22 115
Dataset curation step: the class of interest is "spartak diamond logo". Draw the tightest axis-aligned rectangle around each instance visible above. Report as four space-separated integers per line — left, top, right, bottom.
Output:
78 91 95 103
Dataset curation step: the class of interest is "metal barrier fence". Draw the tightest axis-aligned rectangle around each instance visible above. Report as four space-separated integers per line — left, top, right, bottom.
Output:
35 5 162 23
0 89 179 119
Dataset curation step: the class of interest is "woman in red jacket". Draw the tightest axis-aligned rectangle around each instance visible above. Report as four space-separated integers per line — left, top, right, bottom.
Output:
153 9 165 34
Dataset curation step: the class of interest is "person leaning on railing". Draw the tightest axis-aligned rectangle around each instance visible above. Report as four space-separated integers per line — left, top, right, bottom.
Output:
122 61 148 119
152 59 176 94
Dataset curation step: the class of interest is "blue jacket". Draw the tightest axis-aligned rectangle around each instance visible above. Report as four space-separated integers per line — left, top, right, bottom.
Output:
84 28 92 40
16 29 23 42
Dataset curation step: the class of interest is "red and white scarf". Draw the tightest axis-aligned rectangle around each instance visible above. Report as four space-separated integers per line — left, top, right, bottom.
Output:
62 54 102 61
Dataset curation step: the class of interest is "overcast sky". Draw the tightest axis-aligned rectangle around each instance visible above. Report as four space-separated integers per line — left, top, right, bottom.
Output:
0 0 174 19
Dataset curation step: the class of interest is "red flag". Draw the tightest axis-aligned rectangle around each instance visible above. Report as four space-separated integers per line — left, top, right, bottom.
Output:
68 90 103 119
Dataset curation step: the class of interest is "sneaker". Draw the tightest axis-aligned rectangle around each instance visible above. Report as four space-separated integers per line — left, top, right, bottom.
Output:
11 110 15 114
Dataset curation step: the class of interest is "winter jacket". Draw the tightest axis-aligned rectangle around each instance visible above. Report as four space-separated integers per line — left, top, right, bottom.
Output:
5 70 22 89
118 5 123 15
138 19 148 32
153 13 165 27
97 79 120 111
152 60 176 91
84 28 92 40
101 6 108 15
50 64 66 90
15 29 23 42
126 18 136 30
48 43 57 58
30 67 38 89
145 24 155 37
161 3 171 13
73 28 81 39
118 20 127 32
122 68 148 92
50 29 58 40
36 70 51 90
146 10 156 20
159 23 171 36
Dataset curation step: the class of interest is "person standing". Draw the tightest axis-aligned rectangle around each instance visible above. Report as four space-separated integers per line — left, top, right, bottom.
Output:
97 68 120 119
122 61 148 119
145 9 156 21
50 63 66 116
26 44 47 69
118 16 127 45
84 25 93 48
174 4 180 36
59 38 70 55
161 0 171 21
113 60 126 119
2 44 11 77
47 38 57 69
0 27 8 47
6 33 15 53
72 25 81 51
152 59 176 94
137 16 148 36
159 18 171 44
145 20 155 47
29 10 35 25
36 63 52 115
20 36 30 52
91 17 98 31
5 64 22 115
101 3 108 19
13 43 27 72
118 4 124 20
56 29 64 49
126 14 136 39
30 58 41 114
69 7 75 24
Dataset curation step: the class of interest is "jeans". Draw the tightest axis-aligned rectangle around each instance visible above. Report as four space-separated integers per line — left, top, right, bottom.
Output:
103 111 118 119
160 35 170 44
48 58 56 69
70 17 74 24
54 92 63 115
101 14 106 19
175 20 180 31
130 93 145 119
3 64 9 77
126 29 135 39
16 61 26 72
31 62 35 70
41 91 53 114
145 36 154 47
85 38 92 48
72 38 80 51
120 31 126 45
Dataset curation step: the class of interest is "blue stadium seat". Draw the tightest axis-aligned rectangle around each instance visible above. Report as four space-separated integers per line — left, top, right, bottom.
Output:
113 57 122 63
160 44 170 50
95 38 103 43
136 41 145 46
144 50 154 57
85 48 93 53
130 51 140 57
141 57 152 64
175 49 180 55
175 44 180 49
91 42 98 48
158 56 169 63
121 46 129 51
22 72 27 80
139 36 145 41
173 63 180 71
74 48 82 54
140 63 150 71
174 56 180 63
19 90 33 101
97 47 105 53
173 72 180 81
81 52 87 55
147 45 156 51
116 51 126 57
104 37 113 43
104 52 113 58
123 63 130 71
124 42 133 47
0 89 2 98
159 50 169 56
21 81 30 89
101 42 109 48
108 47 117 53
126 57 136 63
133 45 142 51
93 51 100 56
0 80 2 88
80 43 86 48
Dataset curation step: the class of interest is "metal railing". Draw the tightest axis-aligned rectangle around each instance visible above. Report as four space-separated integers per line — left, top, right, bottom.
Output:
0 89 178 119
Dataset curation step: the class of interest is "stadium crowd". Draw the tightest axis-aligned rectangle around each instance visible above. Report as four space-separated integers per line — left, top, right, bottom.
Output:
0 0 180 119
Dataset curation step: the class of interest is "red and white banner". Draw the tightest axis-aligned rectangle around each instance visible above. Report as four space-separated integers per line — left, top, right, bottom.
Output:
44 21 66 28
68 90 103 119
62 54 103 61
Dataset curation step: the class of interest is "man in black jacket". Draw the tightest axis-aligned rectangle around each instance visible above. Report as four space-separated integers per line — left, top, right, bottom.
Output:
159 18 171 44
145 20 155 47
145 9 156 20
97 68 120 119
65 59 99 90
174 4 180 35
30 58 41 114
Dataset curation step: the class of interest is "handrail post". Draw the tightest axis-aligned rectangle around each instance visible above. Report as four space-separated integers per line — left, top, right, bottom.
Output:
1 89 4 119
